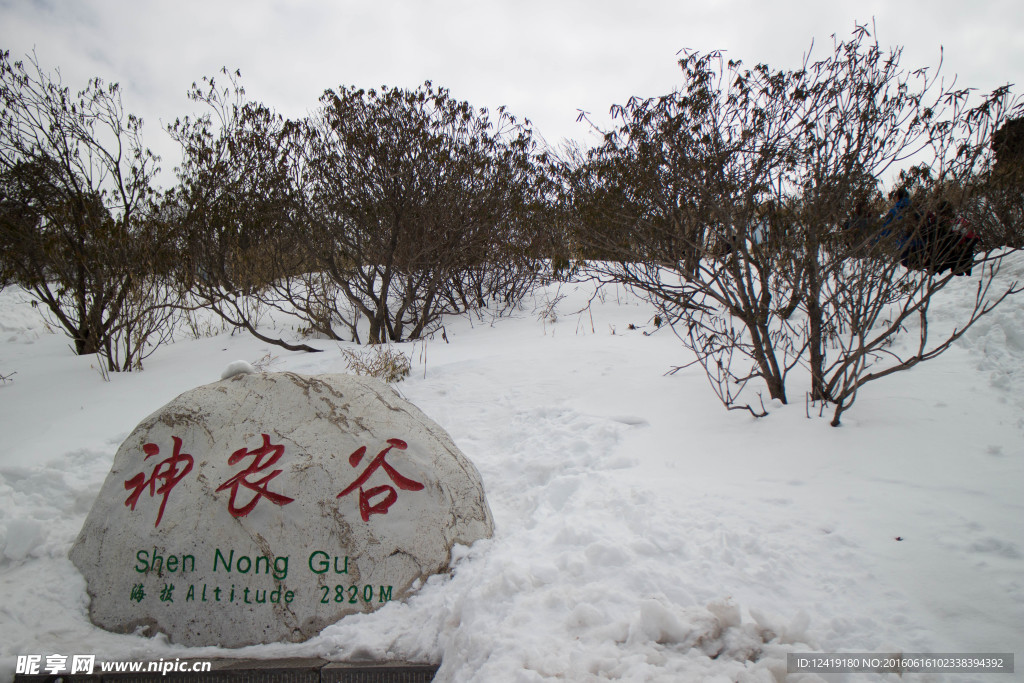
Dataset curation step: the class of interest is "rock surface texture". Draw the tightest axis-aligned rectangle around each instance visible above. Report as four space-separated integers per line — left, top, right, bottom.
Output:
69 372 493 647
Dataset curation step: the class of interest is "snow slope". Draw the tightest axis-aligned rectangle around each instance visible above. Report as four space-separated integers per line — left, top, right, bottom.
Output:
0 265 1021 682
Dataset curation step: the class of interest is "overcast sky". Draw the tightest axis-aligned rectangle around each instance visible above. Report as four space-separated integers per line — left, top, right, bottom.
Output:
2 0 1022 188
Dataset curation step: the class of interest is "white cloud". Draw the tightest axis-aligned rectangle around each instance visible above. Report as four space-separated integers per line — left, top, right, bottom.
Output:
3 0 1021 186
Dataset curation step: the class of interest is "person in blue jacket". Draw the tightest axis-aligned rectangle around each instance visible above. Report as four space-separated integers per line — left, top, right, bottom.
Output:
881 188 914 238
875 188 926 265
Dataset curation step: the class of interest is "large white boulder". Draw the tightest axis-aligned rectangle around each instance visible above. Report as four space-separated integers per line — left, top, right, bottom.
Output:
69 372 493 647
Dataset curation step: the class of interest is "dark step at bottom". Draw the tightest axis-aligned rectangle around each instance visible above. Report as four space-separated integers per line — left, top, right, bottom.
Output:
14 658 439 683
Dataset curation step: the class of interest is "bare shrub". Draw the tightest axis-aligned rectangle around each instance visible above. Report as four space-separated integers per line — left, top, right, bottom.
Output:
564 24 1023 424
300 82 546 344
340 344 412 384
168 69 321 354
0 51 179 371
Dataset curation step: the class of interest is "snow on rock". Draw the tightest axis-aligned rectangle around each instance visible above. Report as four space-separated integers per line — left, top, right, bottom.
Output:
220 360 257 380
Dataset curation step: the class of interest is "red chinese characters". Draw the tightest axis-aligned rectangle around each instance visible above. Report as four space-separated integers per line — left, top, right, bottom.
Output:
124 433 423 525
337 438 425 521
124 436 194 528
216 433 295 517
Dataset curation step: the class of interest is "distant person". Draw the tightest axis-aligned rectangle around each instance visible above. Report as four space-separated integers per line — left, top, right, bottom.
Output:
899 199 979 275
842 199 875 251
875 188 922 262
933 209 982 276
881 188 914 234
910 199 956 270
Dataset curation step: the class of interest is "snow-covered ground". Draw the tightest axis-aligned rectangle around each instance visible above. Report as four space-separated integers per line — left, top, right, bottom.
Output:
0 263 1022 682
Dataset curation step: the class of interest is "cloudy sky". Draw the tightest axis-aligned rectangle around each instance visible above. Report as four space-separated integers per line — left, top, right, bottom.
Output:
2 0 1022 187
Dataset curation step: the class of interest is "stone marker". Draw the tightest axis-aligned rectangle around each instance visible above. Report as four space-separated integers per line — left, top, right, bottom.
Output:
69 371 493 647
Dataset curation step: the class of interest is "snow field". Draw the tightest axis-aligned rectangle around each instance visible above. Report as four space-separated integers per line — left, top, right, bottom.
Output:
0 268 1022 681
